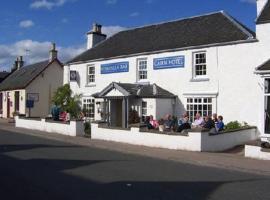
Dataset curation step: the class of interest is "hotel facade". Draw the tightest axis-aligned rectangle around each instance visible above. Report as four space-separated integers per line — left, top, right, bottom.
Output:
64 0 270 137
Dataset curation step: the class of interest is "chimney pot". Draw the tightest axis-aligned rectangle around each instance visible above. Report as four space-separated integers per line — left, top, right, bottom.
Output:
49 42 58 62
87 23 107 49
16 56 24 70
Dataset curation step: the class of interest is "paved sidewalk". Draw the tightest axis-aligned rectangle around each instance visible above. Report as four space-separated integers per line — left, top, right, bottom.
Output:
0 119 270 176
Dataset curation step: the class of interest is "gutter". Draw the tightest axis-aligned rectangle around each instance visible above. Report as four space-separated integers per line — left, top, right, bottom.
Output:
66 39 258 66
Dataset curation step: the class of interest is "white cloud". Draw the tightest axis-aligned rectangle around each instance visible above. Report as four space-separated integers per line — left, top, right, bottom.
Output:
0 40 85 71
129 12 140 17
102 25 126 37
106 0 117 5
19 20 35 28
30 0 69 10
240 0 256 4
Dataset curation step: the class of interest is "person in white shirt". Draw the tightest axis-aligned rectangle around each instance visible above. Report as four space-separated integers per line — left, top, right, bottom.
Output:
192 112 204 127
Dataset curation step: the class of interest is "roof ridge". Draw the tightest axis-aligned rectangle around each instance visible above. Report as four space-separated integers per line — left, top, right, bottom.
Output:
120 11 224 33
221 11 255 39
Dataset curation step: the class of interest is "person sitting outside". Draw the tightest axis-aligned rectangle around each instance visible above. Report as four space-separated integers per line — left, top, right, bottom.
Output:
145 116 154 129
216 115 224 132
192 112 204 127
212 113 218 123
149 115 159 129
203 115 215 130
177 114 191 133
178 112 188 126
164 114 173 131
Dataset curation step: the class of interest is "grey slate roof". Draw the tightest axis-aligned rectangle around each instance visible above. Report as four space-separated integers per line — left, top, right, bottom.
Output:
257 59 270 71
68 11 255 64
0 72 9 83
94 82 176 98
0 60 52 91
257 0 270 24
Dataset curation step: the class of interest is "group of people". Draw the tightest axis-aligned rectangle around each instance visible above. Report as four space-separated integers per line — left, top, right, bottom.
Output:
145 112 224 133
191 112 224 132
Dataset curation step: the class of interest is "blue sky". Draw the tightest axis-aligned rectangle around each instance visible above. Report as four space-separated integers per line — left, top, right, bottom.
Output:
0 0 257 71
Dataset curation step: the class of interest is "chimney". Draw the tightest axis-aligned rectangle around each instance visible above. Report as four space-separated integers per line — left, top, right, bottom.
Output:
87 23 107 49
17 56 24 70
257 0 268 16
49 43 58 62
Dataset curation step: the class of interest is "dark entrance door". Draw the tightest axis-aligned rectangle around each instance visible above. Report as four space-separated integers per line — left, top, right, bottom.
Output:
265 96 270 134
110 99 123 127
265 78 270 134
7 97 10 118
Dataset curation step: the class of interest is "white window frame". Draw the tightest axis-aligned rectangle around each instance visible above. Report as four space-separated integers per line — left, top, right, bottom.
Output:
186 97 215 122
82 98 95 119
137 58 148 81
142 101 147 117
87 65 95 85
192 51 208 80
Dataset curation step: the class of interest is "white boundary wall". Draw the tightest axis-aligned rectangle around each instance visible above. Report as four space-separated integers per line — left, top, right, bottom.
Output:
15 116 84 137
91 123 258 152
245 145 270 160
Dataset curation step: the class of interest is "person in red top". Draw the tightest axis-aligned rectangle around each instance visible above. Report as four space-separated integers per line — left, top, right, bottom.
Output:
149 115 159 129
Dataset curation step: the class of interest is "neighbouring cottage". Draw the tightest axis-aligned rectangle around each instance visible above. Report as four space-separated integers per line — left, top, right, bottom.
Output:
64 0 270 138
0 43 63 118
0 71 9 83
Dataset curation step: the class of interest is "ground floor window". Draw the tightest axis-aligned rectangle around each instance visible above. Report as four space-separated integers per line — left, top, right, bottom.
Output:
186 97 212 122
82 98 95 119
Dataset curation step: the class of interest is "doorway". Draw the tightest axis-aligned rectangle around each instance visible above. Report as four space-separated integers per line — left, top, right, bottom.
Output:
110 99 123 127
7 97 10 118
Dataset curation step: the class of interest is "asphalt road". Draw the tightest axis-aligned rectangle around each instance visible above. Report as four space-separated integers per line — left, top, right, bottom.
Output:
0 128 270 200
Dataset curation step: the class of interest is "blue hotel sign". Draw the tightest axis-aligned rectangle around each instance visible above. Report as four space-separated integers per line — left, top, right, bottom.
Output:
153 56 185 70
101 62 129 74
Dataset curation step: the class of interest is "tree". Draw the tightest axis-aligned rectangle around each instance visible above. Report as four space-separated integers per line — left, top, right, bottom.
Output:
52 84 82 119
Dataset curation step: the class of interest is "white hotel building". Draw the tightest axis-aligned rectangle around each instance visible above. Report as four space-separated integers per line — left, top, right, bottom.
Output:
64 0 270 136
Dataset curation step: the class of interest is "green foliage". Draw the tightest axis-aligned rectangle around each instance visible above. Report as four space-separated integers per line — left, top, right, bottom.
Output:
225 121 249 131
84 121 91 136
52 84 82 119
128 109 140 124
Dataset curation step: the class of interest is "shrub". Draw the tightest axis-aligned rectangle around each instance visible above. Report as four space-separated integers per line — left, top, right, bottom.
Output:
225 121 249 131
128 109 140 124
52 84 82 119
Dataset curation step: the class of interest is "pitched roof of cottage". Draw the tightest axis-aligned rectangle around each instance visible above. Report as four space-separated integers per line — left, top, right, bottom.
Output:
67 11 255 64
0 59 62 91
0 72 9 83
256 59 270 72
257 0 270 24
93 82 176 98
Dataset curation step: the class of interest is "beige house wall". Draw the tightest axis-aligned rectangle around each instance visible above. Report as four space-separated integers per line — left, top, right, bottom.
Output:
26 61 63 118
0 60 63 118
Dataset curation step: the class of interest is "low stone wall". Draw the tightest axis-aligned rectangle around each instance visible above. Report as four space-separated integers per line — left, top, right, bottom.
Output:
201 128 258 152
15 116 84 137
91 123 258 152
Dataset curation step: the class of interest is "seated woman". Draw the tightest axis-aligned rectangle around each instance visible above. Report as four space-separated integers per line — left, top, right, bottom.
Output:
145 116 154 129
216 115 224 131
149 115 159 129
203 115 215 129
164 114 173 131
177 114 191 132
192 112 204 127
